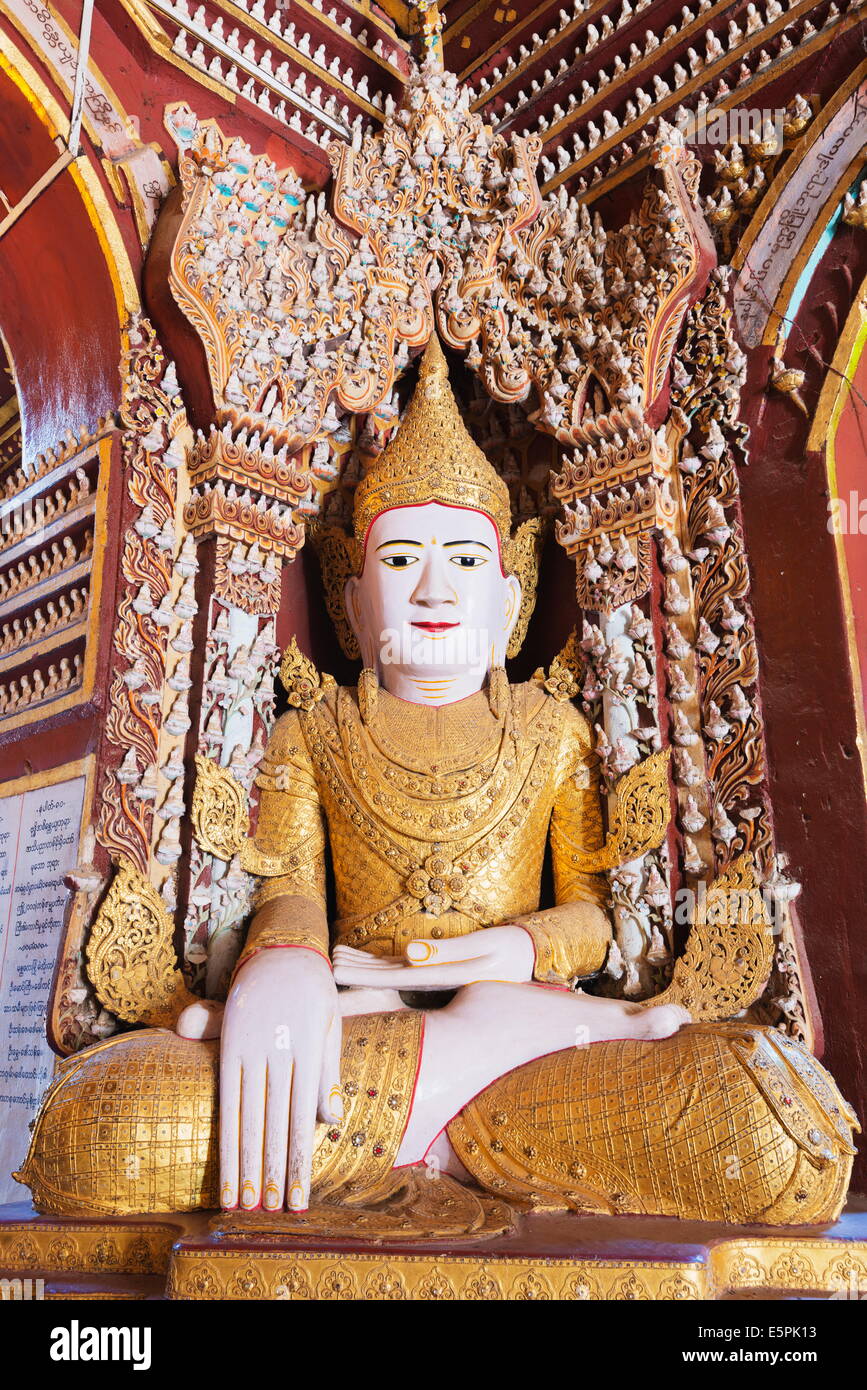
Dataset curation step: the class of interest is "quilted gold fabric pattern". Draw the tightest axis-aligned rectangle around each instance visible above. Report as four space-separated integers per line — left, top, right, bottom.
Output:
16 1011 423 1216
447 1022 856 1225
18 1018 855 1224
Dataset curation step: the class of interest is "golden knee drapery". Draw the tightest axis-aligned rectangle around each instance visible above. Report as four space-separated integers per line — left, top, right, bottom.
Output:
16 1018 855 1225
447 1022 857 1225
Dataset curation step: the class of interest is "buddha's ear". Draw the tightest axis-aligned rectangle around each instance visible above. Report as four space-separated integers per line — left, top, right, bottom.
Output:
308 523 362 660
503 518 545 659
345 574 362 646
504 573 522 644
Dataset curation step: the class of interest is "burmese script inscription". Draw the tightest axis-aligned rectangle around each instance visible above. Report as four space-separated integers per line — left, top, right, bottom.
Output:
0 775 84 1202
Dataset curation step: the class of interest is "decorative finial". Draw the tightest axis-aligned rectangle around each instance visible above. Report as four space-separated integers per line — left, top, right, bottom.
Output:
408 0 445 71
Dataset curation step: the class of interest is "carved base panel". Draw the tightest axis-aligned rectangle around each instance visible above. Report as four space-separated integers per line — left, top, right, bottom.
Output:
166 1209 867 1300
0 1201 207 1279
2 1202 866 1301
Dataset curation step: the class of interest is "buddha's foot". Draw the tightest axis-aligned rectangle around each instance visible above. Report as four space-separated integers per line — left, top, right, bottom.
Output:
628 1001 692 1039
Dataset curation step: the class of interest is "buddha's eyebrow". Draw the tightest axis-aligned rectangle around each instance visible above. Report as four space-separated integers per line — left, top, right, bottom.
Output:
442 539 492 550
376 539 423 549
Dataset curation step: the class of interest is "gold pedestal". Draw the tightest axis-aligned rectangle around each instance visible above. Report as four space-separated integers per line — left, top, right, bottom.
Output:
3 1199 866 1300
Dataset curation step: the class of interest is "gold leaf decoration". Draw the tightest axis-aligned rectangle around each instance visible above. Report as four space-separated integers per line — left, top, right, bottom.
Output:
279 636 337 710
86 859 196 1027
191 754 307 877
646 853 774 1021
533 627 582 702
502 517 544 658
308 523 364 661
191 754 249 862
569 748 671 872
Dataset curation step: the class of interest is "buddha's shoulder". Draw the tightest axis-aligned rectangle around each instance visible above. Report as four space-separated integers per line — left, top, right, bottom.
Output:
514 679 593 749
264 679 341 751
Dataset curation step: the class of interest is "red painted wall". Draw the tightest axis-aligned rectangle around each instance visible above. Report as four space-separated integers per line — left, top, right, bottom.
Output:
0 68 121 461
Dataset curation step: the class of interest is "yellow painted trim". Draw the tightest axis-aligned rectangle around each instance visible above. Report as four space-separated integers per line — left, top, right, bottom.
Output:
0 752 98 1058
0 34 139 320
759 156 867 350
0 755 94 828
113 0 238 102
811 287 867 800
540 0 825 184
543 4 867 205
727 51 867 348
733 56 867 280
210 0 384 118
371 0 414 38
2 0 134 147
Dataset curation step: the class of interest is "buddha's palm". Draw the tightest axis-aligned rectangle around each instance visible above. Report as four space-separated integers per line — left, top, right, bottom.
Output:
332 925 536 990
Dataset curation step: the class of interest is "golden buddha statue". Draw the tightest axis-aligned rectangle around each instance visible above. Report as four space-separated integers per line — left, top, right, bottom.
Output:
16 340 857 1228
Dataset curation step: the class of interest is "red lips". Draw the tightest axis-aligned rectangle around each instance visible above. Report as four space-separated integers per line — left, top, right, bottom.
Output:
411 622 460 632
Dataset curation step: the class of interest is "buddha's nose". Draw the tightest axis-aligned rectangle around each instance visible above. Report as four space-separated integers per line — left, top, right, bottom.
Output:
411 549 457 607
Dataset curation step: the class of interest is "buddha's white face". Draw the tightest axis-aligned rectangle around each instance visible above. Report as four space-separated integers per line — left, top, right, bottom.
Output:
345 502 521 705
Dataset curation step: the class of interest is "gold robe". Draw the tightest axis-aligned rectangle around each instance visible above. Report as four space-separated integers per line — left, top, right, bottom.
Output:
240 680 611 981
15 680 858 1224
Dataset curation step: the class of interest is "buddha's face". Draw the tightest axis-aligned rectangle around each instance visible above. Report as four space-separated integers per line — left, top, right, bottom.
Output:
345 502 521 702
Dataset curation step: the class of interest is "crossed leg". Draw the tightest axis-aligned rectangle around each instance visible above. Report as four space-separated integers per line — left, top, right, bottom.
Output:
394 980 690 1165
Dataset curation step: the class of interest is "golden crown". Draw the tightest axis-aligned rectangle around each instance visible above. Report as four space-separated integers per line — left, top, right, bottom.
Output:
353 335 513 546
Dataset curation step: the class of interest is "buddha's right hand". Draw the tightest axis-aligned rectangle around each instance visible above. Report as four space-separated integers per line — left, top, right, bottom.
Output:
217 948 342 1212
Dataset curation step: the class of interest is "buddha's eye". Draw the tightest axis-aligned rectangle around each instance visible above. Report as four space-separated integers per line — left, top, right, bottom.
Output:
379 554 419 568
449 554 488 568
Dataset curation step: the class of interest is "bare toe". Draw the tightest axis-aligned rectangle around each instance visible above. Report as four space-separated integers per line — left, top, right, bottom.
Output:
637 1003 691 1040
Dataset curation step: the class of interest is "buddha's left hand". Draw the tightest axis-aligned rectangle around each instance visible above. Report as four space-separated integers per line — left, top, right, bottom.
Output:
332 925 536 990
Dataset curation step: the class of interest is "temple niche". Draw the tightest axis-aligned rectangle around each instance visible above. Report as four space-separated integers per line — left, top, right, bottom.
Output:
0 0 866 1315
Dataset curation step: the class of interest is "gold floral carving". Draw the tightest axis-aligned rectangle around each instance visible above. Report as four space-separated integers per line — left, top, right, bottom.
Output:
278 636 337 710
646 854 773 1021
191 755 249 862
165 1230 867 1300
309 522 363 660
97 318 185 874
502 518 544 657
569 749 671 873
533 628 583 702
0 1221 179 1276
86 859 196 1027
670 275 810 1041
191 755 302 877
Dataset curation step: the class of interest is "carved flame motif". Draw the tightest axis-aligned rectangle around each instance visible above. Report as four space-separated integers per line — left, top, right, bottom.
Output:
96 319 186 874
191 755 305 878
86 859 196 1027
190 754 249 864
569 748 672 873
278 636 337 709
645 853 774 1022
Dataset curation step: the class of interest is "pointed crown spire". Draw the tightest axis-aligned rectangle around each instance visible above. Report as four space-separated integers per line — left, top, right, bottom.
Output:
352 336 513 545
